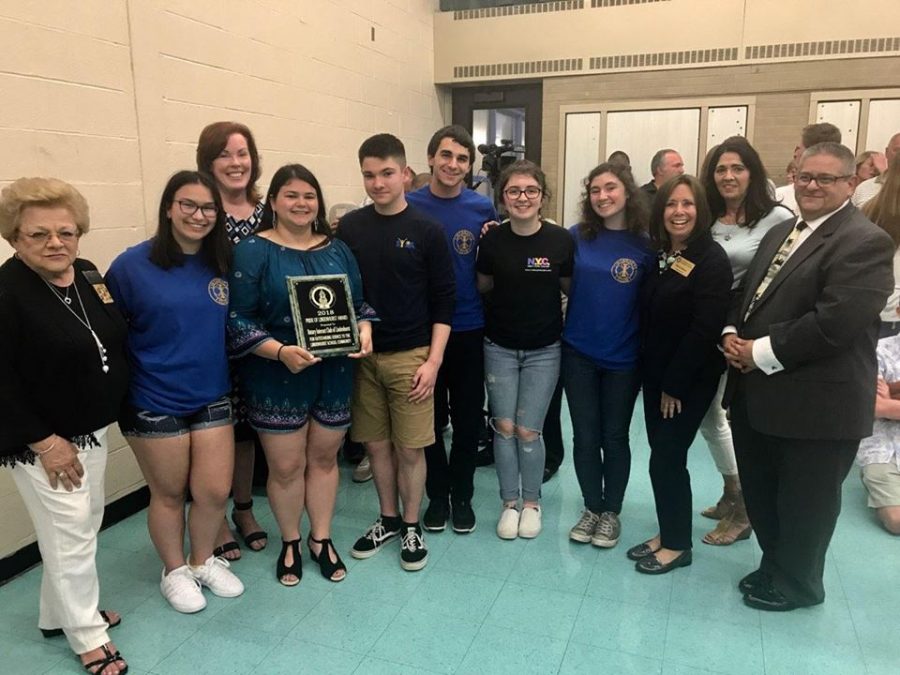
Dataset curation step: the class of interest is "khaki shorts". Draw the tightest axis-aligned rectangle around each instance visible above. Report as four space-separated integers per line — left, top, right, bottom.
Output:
350 346 435 449
861 462 900 508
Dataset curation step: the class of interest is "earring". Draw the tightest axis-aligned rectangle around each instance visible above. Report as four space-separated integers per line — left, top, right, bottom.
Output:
272 213 278 228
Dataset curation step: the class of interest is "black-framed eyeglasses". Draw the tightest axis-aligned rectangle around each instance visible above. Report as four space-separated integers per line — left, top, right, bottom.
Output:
504 186 542 199
795 173 852 187
175 200 218 218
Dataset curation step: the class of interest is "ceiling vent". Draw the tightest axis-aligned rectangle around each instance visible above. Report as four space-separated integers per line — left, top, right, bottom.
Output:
453 1 583 21
745 36 900 60
454 58 584 79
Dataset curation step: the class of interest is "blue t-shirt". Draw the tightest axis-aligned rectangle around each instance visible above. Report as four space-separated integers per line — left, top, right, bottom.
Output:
406 186 496 331
106 240 230 415
562 226 655 370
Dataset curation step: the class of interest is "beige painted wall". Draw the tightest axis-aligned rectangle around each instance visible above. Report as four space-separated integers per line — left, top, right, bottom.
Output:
435 0 900 84
0 0 446 561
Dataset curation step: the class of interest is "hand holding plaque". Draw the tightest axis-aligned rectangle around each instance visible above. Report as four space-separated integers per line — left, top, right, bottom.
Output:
286 274 360 357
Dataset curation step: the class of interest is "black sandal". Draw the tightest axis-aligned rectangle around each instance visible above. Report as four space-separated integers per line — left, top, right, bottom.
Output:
82 643 128 675
277 538 302 586
232 499 268 551
309 536 347 582
42 609 121 638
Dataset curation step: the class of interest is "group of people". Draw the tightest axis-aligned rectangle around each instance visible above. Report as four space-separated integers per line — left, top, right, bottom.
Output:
2 117 898 674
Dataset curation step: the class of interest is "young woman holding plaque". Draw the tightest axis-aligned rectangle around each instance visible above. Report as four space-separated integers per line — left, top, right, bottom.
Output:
228 164 374 586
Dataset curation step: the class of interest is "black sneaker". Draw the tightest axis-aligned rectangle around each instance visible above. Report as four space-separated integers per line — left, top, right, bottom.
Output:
351 516 401 559
399 525 428 571
451 499 476 533
422 499 449 532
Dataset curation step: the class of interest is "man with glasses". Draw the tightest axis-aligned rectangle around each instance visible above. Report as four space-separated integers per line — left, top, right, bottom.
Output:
722 142 894 611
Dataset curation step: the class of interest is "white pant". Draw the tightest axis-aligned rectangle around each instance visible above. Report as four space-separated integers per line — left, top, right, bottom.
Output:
698 374 738 476
10 428 110 654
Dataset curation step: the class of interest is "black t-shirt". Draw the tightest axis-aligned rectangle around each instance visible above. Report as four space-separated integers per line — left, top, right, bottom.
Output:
336 204 455 353
476 221 574 349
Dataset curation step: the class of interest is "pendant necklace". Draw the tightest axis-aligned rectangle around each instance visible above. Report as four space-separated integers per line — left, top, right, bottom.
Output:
48 283 73 304
43 278 110 373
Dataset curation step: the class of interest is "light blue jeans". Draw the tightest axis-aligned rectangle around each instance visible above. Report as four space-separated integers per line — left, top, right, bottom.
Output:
484 339 561 502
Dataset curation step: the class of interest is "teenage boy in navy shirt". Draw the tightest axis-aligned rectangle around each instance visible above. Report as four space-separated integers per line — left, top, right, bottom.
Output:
407 125 497 533
337 133 455 571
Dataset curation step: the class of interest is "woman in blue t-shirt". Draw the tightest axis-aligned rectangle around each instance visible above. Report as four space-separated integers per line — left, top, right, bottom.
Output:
107 171 244 614
562 162 655 550
476 160 574 540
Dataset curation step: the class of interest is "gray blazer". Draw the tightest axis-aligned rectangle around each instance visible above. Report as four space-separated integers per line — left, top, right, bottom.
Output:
724 203 894 440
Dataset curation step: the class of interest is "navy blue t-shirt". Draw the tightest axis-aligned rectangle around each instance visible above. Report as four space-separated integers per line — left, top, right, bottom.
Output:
406 186 496 332
106 240 230 415
563 226 655 370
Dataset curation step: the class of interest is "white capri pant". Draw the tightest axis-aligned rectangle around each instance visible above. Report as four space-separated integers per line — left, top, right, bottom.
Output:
10 427 111 654
698 373 738 476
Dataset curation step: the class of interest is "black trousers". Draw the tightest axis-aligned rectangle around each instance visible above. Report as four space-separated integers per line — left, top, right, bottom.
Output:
730 394 858 606
425 329 484 503
543 378 565 471
643 378 719 550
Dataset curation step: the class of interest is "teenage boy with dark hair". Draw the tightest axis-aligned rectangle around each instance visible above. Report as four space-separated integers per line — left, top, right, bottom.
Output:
337 133 455 571
407 125 497 533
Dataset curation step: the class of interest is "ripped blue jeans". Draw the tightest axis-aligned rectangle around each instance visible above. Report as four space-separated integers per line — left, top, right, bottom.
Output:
484 338 561 502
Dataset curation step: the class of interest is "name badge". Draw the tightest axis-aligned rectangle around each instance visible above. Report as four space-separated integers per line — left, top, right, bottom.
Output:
670 257 695 277
81 269 115 304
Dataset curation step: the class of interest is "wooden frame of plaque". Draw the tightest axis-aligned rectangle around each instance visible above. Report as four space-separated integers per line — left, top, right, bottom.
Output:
286 274 360 357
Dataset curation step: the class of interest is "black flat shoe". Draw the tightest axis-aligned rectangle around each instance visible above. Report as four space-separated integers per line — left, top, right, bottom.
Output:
42 609 121 638
743 583 800 612
738 568 769 595
626 541 660 561
635 549 692 574
277 539 302 587
308 536 347 582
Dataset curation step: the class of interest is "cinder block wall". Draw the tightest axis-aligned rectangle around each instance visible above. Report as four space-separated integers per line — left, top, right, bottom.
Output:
0 0 447 560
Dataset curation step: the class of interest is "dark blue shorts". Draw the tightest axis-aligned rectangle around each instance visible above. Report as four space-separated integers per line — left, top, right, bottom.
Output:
119 397 233 438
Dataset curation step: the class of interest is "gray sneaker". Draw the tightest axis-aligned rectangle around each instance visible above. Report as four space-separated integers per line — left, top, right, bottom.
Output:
569 510 601 543
591 511 621 548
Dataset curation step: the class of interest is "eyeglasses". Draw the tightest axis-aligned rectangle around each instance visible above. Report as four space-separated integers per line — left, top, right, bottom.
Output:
504 186 542 199
19 229 80 245
795 173 852 187
175 200 218 218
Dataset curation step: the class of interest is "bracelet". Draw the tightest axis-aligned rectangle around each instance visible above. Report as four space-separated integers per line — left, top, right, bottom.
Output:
34 438 57 456
276 344 286 363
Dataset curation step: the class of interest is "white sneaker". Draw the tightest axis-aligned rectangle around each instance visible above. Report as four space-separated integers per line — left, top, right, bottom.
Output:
161 565 206 613
191 555 245 598
518 505 542 538
352 456 373 483
496 505 520 540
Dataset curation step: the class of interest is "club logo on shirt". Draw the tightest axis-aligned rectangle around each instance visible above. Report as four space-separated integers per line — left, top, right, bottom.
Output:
611 258 638 283
208 278 229 305
526 257 551 271
396 237 416 250
309 284 336 310
453 229 475 255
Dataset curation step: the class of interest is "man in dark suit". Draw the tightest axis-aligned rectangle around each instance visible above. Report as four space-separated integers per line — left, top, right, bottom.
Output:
722 142 894 611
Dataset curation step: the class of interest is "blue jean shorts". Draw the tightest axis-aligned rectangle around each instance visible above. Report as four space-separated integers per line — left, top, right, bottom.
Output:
119 397 233 438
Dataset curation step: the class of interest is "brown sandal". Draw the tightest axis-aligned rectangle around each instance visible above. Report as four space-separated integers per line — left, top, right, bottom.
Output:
702 515 752 546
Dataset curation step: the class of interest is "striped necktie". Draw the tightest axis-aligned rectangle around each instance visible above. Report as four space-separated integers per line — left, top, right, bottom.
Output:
745 220 807 319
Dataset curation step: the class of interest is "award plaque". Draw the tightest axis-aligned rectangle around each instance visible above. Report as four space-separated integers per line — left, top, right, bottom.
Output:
286 274 360 357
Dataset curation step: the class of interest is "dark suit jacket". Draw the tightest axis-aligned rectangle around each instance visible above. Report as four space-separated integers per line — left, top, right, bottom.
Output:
723 203 894 440
641 232 733 400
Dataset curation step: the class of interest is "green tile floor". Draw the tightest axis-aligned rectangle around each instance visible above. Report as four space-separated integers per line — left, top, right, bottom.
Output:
1 397 896 674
